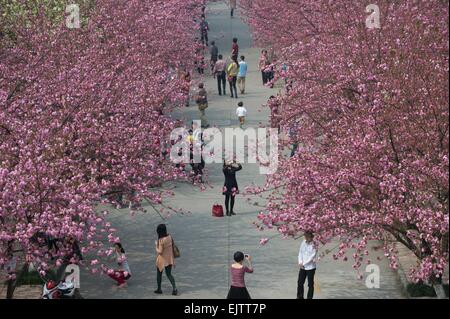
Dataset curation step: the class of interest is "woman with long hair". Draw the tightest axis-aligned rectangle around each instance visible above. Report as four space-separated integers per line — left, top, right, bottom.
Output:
223 160 242 216
154 224 178 295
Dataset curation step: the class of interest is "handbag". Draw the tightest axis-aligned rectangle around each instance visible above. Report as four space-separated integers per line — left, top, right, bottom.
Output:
171 236 180 258
212 204 224 217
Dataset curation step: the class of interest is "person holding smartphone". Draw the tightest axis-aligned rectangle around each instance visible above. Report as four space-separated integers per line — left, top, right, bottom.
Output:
223 160 242 216
227 251 254 299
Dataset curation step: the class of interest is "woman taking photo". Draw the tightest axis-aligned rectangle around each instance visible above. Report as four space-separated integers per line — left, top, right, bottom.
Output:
154 224 178 296
223 161 242 216
227 251 254 299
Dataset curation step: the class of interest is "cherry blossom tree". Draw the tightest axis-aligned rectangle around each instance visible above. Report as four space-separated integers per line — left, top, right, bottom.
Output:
241 0 449 290
0 0 203 297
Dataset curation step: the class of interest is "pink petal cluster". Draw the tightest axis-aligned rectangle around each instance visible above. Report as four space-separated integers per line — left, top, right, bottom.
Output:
240 0 449 283
0 0 204 278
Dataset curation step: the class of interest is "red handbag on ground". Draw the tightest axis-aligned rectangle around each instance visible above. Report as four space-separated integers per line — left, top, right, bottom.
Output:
212 204 224 217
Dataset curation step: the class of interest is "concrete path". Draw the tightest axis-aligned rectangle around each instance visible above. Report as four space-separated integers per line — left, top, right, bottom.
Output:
80 0 405 299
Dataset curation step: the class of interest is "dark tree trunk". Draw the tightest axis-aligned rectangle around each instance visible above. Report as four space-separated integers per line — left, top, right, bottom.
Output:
6 263 29 299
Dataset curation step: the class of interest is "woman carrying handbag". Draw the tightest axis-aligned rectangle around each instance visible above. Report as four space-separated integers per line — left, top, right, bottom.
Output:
154 224 178 296
223 160 242 216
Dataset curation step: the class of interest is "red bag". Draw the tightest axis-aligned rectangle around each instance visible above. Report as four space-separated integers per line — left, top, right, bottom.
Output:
212 204 224 217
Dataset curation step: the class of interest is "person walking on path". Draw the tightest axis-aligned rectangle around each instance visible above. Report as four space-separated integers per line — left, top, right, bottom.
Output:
195 83 209 128
223 160 242 216
297 231 317 299
105 242 132 288
237 55 248 94
210 41 219 74
231 38 239 61
227 251 253 299
154 224 178 296
227 57 240 99
200 15 209 46
236 101 247 129
230 0 237 18
259 50 269 85
214 54 227 96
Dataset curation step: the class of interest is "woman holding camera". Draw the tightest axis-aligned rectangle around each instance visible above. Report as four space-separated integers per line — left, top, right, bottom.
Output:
223 161 242 216
227 251 254 299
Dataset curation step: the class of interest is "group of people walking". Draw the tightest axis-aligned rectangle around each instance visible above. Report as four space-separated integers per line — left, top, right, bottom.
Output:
211 39 247 98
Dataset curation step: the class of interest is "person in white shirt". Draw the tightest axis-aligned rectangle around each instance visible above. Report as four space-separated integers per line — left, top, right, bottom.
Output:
297 231 317 299
236 101 247 129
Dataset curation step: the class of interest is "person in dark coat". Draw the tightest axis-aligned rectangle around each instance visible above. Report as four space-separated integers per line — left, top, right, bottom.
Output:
222 161 242 216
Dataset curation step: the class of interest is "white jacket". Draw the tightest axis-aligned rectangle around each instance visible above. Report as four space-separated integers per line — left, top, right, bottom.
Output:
298 240 317 270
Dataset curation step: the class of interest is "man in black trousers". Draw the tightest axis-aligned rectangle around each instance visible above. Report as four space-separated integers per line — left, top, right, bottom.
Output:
297 231 317 299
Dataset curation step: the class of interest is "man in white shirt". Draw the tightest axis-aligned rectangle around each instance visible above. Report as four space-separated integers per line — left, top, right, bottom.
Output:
236 101 247 129
297 231 317 299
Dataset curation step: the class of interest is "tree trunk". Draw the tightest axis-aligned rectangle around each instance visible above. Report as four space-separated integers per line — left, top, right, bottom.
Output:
6 262 29 299
433 284 447 299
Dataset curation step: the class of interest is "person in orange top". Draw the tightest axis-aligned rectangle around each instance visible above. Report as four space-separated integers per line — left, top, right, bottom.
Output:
154 224 178 296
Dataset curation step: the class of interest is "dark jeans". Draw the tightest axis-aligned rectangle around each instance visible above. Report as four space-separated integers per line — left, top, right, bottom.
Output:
217 71 226 95
201 32 208 46
262 71 268 85
297 268 315 299
291 143 298 157
225 194 235 213
229 76 238 98
157 265 176 290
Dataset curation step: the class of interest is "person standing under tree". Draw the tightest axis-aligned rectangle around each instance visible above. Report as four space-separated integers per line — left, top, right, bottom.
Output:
154 224 178 296
210 41 219 74
297 231 317 299
230 0 237 18
259 50 269 85
214 54 227 96
237 55 248 94
200 15 209 46
196 83 209 128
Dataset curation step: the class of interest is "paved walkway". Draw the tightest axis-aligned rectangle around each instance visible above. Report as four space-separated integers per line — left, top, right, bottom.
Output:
80 1 405 299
